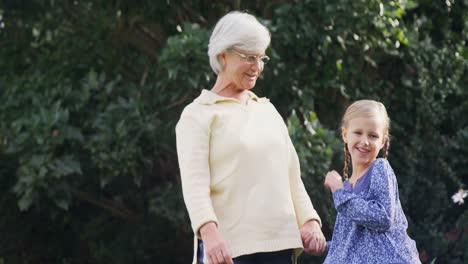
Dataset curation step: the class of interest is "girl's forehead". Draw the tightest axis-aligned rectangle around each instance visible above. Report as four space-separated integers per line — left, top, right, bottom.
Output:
348 116 385 129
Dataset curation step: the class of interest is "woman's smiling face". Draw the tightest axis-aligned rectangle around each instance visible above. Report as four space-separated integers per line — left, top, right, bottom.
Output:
342 116 386 168
221 48 265 90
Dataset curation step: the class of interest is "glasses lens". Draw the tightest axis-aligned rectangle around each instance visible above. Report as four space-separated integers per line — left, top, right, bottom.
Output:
246 55 257 64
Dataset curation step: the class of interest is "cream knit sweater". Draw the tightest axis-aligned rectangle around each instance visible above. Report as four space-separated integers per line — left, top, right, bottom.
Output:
176 89 321 262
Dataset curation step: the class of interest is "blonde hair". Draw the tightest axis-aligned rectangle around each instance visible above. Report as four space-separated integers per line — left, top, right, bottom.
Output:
341 100 391 179
208 11 271 74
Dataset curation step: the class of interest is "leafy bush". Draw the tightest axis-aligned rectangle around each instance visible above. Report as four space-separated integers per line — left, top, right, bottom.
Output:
288 111 341 264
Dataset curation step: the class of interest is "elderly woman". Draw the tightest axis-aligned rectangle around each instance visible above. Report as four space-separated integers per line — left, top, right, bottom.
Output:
176 11 325 264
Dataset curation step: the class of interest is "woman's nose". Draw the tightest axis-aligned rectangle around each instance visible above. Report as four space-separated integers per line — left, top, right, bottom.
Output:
251 60 263 70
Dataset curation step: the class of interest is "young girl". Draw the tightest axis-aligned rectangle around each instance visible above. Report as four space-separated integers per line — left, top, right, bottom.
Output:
323 100 421 263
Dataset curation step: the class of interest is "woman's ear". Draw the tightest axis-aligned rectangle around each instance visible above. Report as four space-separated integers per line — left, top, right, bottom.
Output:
217 53 226 69
220 52 227 65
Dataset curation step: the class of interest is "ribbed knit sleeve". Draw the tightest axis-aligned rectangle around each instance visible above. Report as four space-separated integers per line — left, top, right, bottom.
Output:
175 107 218 237
287 136 322 228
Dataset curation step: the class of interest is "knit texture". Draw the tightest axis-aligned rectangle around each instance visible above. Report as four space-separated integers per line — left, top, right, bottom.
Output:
176 90 321 262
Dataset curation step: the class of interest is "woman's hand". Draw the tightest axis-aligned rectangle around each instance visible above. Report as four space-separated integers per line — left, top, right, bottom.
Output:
199 222 233 264
300 220 326 256
324 170 343 193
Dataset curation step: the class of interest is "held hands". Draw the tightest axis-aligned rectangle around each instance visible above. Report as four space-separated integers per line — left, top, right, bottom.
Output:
324 170 344 193
300 220 326 256
199 222 233 264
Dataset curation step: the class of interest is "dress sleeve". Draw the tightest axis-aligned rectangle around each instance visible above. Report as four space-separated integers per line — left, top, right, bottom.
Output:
325 240 332 254
175 108 218 237
332 159 396 231
287 136 322 227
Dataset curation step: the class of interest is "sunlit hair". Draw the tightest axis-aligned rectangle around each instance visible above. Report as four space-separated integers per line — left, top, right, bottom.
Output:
208 11 271 74
341 100 391 179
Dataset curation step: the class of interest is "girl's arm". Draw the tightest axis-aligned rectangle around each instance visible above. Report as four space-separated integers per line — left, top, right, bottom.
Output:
331 159 397 231
325 240 332 254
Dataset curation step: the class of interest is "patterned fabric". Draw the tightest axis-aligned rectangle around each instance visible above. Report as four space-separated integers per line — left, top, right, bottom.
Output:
324 158 421 264
197 239 204 264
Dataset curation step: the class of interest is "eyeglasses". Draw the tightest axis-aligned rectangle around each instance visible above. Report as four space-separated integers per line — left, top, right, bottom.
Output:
228 49 270 65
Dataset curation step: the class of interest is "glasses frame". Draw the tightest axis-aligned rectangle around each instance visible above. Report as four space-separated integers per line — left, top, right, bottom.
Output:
227 49 270 65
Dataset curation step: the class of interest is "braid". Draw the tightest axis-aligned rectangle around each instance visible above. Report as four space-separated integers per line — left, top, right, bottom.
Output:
343 143 351 180
382 138 390 159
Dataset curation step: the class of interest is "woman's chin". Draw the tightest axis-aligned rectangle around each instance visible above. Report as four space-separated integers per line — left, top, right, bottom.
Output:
242 80 257 89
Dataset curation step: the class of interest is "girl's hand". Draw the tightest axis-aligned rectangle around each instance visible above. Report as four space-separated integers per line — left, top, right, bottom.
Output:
199 222 233 264
324 170 343 193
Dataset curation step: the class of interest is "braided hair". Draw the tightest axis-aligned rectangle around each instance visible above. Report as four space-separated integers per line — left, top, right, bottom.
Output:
343 143 352 180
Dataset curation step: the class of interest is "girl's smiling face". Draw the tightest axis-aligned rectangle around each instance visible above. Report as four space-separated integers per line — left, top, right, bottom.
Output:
342 116 386 169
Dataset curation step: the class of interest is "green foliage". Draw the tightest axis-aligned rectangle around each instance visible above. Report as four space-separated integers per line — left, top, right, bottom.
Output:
157 23 214 103
287 111 341 264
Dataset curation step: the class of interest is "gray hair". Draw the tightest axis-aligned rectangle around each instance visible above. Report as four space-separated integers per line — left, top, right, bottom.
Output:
208 11 271 74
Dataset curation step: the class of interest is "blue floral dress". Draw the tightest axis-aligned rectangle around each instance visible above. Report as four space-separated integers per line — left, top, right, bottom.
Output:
324 158 421 264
